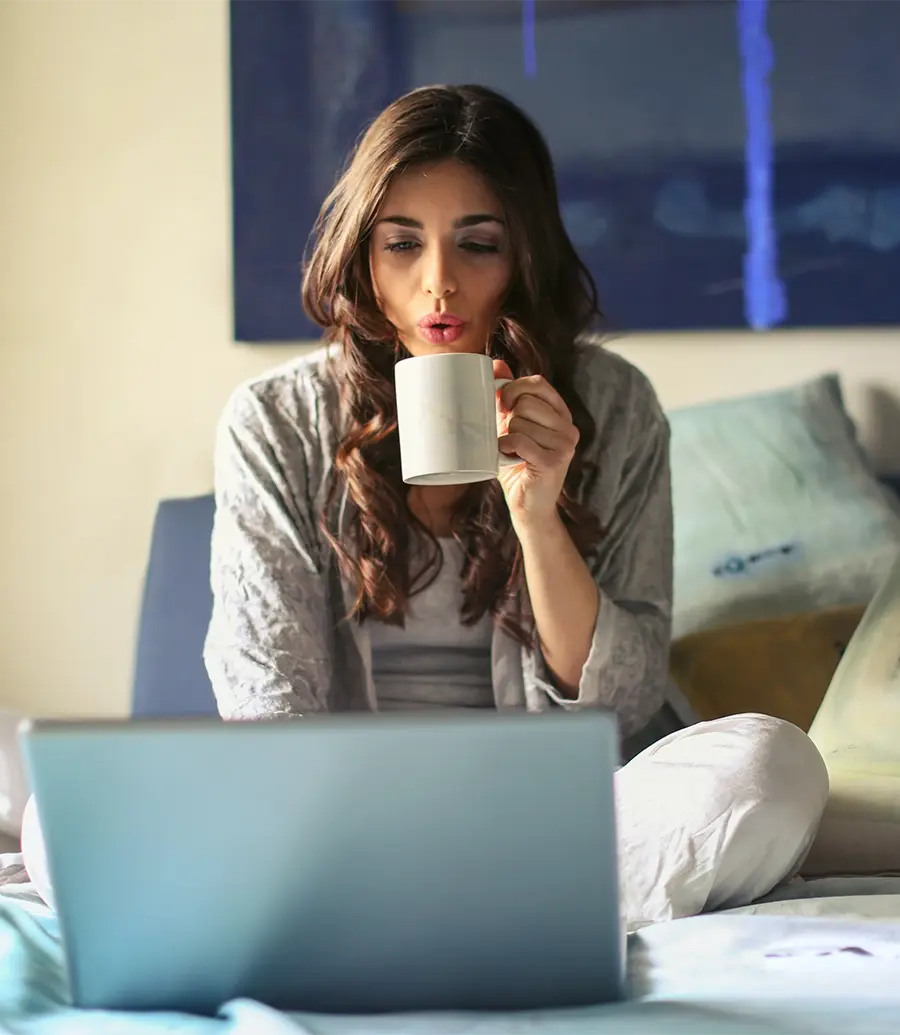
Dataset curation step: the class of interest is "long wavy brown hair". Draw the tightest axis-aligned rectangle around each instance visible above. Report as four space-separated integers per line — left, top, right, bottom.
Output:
302 84 605 647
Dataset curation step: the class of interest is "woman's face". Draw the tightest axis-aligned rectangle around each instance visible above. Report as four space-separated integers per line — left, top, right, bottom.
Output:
369 160 513 356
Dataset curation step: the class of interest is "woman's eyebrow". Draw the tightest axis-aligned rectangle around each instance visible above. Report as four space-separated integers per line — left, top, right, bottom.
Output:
375 214 505 229
454 214 505 229
376 215 422 228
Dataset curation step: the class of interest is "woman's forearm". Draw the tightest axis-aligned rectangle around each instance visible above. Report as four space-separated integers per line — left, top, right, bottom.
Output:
517 513 599 696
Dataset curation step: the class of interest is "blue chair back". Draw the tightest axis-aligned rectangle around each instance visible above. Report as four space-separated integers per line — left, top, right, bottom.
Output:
132 495 218 717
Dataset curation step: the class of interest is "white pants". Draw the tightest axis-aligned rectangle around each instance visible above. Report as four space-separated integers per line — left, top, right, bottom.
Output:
22 713 828 928
617 713 829 928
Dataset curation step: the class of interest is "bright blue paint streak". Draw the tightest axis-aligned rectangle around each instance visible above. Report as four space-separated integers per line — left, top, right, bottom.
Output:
738 0 787 329
522 0 537 78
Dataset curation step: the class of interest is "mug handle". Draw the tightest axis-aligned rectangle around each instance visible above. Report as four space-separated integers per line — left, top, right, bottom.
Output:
494 377 523 468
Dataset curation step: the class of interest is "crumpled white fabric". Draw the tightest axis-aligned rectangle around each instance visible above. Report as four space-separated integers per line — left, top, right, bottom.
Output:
617 713 829 930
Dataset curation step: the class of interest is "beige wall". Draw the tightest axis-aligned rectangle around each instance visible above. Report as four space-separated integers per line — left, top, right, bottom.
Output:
1 0 899 719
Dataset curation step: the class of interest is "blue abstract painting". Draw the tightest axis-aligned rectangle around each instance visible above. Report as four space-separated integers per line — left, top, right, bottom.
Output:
229 0 900 341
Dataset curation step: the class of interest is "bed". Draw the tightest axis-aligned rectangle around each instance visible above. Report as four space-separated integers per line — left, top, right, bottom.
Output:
2 864 900 1034
2 371 900 1032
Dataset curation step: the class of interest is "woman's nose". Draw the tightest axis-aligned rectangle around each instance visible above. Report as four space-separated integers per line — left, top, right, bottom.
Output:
422 246 457 299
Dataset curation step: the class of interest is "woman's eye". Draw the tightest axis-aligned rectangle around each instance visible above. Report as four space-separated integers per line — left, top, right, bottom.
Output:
461 241 500 254
384 240 419 253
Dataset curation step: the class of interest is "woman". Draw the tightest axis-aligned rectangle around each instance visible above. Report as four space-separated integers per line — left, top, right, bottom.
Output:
26 86 828 926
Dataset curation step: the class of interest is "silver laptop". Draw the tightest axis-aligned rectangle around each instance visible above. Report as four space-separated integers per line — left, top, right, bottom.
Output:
20 711 623 1016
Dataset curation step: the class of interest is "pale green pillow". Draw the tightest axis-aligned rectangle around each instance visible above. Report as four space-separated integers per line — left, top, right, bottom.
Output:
669 375 900 639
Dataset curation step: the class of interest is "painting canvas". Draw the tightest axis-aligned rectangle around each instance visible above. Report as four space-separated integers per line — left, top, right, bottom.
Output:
229 0 900 341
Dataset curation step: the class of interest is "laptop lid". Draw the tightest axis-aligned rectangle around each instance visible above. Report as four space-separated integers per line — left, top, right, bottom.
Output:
20 711 623 1015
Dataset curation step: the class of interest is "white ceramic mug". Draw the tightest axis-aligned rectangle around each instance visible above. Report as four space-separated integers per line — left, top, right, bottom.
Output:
394 352 521 486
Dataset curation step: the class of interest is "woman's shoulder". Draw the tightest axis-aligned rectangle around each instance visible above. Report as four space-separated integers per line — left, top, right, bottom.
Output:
571 339 667 435
214 346 344 507
218 344 342 443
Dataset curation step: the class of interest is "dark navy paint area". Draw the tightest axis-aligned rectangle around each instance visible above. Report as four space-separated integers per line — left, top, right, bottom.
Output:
229 0 407 340
230 0 900 342
580 150 900 333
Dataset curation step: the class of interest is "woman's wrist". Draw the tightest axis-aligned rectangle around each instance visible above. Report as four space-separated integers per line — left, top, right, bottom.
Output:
511 507 567 549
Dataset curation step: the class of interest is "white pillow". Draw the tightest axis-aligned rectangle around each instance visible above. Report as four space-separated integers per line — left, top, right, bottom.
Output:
803 551 900 875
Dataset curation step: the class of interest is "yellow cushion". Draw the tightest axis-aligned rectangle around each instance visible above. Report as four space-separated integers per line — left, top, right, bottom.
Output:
670 606 865 732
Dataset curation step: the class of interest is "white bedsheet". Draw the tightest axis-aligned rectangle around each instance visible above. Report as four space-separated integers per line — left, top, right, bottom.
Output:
623 911 900 1034
2 865 900 1033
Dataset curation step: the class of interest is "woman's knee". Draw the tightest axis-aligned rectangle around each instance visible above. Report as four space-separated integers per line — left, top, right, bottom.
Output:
706 714 829 906
681 715 829 906
707 713 829 824
617 713 830 921
625 712 828 811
